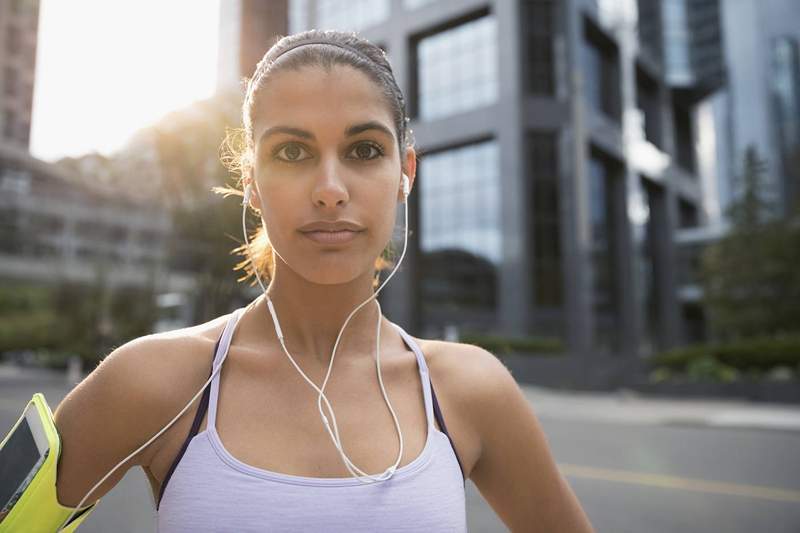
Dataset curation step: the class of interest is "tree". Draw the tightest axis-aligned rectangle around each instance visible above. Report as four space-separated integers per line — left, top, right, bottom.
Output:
135 88 251 321
701 146 800 339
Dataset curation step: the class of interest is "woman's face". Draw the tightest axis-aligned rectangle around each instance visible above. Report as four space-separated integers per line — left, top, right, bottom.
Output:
247 64 415 285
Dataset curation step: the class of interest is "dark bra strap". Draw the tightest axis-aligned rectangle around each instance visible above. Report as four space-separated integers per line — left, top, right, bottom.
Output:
430 381 466 484
156 335 220 510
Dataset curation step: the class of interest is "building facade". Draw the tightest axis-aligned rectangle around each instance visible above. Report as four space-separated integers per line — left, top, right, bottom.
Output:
0 0 39 150
217 0 290 91
276 0 724 362
0 0 185 312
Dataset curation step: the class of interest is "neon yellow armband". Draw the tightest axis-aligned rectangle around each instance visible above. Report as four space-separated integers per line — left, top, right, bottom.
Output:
0 393 99 532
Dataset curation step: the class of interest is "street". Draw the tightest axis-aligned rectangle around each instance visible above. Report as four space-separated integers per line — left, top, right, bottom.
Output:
2 368 799 532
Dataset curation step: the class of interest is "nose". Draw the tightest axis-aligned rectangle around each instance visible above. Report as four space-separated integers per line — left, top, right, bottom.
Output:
311 160 349 208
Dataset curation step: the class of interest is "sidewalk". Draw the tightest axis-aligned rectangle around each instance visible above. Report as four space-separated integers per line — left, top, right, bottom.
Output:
4 363 800 433
521 384 800 432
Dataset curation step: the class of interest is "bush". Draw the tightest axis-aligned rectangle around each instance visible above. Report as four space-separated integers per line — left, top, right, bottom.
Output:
650 334 800 375
685 355 741 383
459 332 564 355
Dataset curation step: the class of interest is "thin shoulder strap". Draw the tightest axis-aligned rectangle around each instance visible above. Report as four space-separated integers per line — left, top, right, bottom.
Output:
157 308 244 510
207 308 246 430
156 334 221 509
390 322 466 483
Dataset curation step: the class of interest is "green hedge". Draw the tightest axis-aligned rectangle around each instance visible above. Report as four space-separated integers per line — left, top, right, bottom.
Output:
650 334 800 373
459 332 564 355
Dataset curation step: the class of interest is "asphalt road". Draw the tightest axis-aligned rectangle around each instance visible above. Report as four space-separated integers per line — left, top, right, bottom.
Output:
2 370 799 532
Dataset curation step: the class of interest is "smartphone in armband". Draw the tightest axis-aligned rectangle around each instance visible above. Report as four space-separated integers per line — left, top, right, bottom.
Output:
0 393 99 532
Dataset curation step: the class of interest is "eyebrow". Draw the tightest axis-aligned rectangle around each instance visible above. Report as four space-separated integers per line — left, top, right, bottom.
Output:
257 121 394 145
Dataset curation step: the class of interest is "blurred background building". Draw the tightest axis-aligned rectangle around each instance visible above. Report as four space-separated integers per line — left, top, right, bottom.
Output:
2 0 798 385
0 0 187 348
701 0 800 221
1 0 38 149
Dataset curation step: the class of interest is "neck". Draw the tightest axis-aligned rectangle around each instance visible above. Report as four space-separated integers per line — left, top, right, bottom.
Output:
256 265 384 367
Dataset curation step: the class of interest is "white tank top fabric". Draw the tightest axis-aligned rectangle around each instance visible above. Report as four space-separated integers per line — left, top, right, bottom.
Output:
156 308 467 532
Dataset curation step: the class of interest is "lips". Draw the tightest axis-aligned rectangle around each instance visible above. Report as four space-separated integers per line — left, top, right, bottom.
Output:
302 229 363 245
298 220 366 232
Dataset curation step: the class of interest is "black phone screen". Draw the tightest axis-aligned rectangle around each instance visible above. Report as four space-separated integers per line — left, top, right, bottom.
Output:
0 418 47 512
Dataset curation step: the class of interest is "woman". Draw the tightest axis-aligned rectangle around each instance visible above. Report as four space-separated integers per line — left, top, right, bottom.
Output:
53 30 595 532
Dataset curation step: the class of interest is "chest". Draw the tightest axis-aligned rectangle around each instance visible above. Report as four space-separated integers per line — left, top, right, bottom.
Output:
144 347 441 500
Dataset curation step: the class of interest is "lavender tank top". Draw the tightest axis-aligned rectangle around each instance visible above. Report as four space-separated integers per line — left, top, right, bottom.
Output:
156 307 467 532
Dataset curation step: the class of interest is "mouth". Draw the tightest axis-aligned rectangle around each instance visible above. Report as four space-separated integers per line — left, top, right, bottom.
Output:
301 229 364 245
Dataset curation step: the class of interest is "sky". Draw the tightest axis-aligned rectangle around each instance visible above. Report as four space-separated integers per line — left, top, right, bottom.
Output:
30 0 221 162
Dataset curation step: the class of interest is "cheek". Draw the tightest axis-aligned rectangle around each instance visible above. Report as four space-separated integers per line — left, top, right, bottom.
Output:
370 191 400 244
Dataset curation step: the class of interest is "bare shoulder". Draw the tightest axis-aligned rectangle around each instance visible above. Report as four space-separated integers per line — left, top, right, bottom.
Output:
52 313 231 507
413 337 595 532
413 336 517 408
406 336 518 479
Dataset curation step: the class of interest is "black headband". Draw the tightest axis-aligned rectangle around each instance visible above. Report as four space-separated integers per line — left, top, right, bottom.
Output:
271 39 378 66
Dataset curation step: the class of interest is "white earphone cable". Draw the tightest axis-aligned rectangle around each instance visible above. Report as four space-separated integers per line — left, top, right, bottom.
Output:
254 174 411 483
58 174 410 530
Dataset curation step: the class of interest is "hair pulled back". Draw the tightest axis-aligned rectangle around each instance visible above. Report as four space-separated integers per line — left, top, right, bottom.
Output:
213 29 416 288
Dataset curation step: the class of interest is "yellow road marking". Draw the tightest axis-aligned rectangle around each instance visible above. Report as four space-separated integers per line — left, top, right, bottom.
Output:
558 463 800 503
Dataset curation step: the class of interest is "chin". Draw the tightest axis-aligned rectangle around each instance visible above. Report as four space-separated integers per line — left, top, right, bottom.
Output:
295 254 374 286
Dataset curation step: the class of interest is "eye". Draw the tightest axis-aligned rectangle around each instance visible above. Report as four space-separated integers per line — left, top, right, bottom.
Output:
347 142 385 161
273 143 312 163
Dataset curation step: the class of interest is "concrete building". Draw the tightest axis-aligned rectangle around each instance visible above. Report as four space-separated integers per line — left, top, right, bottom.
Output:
0 142 177 290
217 0 290 92
0 0 39 150
0 0 186 297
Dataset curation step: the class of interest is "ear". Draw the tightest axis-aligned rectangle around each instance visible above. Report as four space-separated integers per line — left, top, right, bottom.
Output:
401 146 417 201
244 169 261 212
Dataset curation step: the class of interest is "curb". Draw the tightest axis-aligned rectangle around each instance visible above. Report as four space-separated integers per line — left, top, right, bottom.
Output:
521 385 800 433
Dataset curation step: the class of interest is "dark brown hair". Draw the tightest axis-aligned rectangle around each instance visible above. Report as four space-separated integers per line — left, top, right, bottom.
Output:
213 29 416 288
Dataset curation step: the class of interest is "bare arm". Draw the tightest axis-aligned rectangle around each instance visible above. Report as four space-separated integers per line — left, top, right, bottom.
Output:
463 346 595 533
53 335 184 507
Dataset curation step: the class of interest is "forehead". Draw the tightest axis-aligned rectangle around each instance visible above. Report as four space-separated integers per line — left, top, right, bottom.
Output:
252 64 395 139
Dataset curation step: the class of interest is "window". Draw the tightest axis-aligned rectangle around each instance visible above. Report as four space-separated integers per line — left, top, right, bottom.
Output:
404 0 438 9
522 0 556 95
6 25 21 55
11 0 36 16
672 96 695 173
583 18 621 122
416 15 498 121
769 36 800 210
678 197 699 228
3 109 16 139
638 179 667 351
636 0 663 62
419 140 502 317
636 64 662 147
528 132 562 307
662 0 691 83
589 151 622 352
4 67 17 98
316 0 390 32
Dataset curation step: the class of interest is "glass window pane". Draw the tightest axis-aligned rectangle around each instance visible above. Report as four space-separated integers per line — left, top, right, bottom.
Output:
316 0 390 32
417 16 498 120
